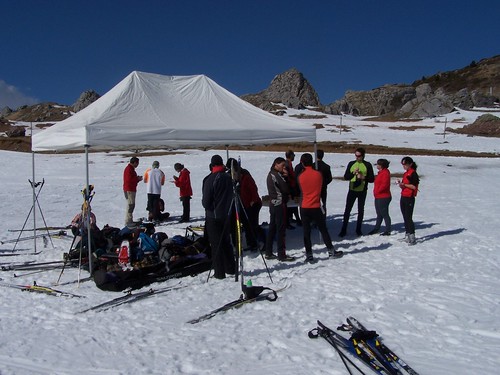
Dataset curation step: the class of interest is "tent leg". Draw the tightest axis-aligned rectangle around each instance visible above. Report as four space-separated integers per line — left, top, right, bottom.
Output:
31 129 37 253
85 146 92 275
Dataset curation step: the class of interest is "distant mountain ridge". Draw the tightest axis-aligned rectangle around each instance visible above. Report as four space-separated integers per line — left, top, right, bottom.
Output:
323 55 500 118
1 55 498 123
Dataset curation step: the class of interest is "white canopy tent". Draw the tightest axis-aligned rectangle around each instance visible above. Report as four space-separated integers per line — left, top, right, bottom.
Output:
32 71 316 151
31 71 316 270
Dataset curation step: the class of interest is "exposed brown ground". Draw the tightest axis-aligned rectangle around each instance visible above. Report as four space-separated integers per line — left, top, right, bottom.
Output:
1 115 498 157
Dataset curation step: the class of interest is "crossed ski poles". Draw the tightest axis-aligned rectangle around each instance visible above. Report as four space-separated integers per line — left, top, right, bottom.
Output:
12 179 54 251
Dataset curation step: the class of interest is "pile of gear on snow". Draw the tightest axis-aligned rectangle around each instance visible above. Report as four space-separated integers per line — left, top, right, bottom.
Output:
66 222 211 291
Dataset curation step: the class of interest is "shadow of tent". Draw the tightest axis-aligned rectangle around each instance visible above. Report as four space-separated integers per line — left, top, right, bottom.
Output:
418 228 466 243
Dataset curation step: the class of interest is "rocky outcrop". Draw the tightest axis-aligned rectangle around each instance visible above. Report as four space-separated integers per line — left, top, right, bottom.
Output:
72 90 100 112
326 55 500 118
325 85 416 116
1 106 13 117
241 68 320 111
452 113 500 137
4 102 73 122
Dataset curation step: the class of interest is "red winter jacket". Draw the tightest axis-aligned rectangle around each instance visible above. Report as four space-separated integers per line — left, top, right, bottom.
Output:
373 168 391 199
239 170 261 208
123 163 141 192
298 166 323 209
174 168 193 198
401 168 419 197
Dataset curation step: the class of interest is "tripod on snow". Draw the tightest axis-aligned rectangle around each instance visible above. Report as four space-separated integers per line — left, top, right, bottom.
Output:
12 179 54 252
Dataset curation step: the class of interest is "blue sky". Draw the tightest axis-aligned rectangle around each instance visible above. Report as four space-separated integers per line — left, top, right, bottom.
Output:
1 0 499 109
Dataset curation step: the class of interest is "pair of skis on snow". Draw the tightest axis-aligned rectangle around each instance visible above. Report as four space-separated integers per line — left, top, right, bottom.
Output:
0 277 85 298
309 317 419 375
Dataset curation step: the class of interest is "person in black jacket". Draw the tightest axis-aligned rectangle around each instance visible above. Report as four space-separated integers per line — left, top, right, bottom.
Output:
202 154 236 279
339 148 375 237
316 149 333 211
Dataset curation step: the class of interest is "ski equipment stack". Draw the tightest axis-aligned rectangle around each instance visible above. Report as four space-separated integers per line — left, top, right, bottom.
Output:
308 318 419 375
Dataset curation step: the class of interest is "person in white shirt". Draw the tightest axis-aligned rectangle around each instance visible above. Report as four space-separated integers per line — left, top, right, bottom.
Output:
143 160 165 222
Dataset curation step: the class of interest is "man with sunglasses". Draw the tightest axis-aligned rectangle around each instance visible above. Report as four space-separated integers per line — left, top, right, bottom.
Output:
338 147 375 237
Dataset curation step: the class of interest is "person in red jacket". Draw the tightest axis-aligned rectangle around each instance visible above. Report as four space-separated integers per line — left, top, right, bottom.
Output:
369 159 392 236
398 156 420 245
123 157 142 226
173 163 193 223
298 153 343 263
226 158 262 251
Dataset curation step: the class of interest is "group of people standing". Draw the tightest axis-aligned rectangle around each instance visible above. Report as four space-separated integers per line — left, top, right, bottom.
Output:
122 157 193 227
121 149 420 280
337 148 420 245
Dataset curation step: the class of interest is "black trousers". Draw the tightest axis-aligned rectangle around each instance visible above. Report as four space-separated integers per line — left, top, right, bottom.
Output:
205 217 235 279
341 189 367 232
180 196 191 221
400 196 416 234
147 193 161 220
300 207 334 256
265 203 287 258
241 202 262 248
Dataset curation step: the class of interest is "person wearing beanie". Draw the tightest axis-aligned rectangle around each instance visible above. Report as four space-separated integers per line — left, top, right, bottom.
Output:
173 162 193 223
123 156 143 227
143 160 165 223
202 154 235 279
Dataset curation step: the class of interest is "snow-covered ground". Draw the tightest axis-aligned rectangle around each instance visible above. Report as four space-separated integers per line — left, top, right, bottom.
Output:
0 111 499 374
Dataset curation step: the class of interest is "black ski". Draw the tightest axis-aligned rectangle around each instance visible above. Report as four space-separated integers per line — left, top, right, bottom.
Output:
1 260 67 271
0 278 85 298
187 283 290 324
55 276 93 286
8 226 69 232
78 281 185 313
0 230 68 245
309 320 394 375
0 251 42 257
345 317 420 375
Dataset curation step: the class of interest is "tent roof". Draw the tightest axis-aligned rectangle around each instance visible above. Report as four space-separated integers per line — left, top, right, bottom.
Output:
32 71 316 151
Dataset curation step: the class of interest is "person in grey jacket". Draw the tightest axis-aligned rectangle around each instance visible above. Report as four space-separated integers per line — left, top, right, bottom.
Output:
264 157 294 262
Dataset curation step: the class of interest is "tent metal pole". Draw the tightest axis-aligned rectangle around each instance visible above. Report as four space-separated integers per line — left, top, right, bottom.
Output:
225 145 229 161
31 123 37 253
314 141 318 169
85 146 92 274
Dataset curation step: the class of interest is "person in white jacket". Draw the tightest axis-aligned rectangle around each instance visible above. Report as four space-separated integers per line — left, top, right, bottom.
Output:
143 160 165 222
